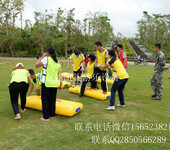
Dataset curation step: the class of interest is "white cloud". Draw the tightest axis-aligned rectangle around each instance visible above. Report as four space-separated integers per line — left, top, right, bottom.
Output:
18 0 170 37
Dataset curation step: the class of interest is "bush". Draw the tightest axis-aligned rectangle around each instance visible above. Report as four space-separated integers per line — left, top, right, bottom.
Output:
121 40 134 56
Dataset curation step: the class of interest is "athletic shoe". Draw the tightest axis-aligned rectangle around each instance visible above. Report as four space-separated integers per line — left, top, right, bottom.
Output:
151 94 156 98
15 113 21 120
21 108 26 113
152 97 162 100
117 104 125 108
103 91 107 94
72 84 75 87
79 94 83 97
105 106 115 111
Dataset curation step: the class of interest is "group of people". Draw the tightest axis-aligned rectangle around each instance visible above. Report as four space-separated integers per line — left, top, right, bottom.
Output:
8 41 166 121
67 41 129 111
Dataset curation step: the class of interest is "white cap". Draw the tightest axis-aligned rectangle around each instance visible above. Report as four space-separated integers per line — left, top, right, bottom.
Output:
16 63 24 67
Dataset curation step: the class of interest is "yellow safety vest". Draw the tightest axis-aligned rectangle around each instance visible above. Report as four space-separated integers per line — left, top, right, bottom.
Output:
97 49 107 65
10 69 28 83
109 59 129 80
72 54 83 71
86 62 95 79
43 57 61 87
31 74 41 87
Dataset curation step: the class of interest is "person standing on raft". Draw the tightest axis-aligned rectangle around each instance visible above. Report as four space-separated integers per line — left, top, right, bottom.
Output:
100 50 129 111
9 63 31 120
92 41 108 94
36 47 63 122
79 54 96 97
68 49 85 87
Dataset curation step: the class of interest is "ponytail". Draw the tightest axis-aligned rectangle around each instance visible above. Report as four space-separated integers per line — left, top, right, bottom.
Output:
47 47 58 63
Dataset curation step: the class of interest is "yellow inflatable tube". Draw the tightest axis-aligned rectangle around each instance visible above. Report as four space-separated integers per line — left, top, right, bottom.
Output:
19 96 83 116
60 81 71 88
69 85 111 100
62 72 114 85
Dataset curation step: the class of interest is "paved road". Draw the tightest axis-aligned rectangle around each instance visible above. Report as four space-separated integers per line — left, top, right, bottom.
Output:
0 57 169 66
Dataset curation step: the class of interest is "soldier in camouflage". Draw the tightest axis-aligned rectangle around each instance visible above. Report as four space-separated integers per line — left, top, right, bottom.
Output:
151 44 165 100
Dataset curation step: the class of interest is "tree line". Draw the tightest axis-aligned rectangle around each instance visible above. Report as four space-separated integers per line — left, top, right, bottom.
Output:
0 0 114 57
136 11 170 59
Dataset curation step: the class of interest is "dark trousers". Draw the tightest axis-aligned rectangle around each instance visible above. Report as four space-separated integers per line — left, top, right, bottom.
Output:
80 77 92 95
91 67 107 92
110 79 128 106
41 83 58 119
9 82 29 115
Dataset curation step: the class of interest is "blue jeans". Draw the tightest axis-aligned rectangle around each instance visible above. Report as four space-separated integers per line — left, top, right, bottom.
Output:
110 78 128 106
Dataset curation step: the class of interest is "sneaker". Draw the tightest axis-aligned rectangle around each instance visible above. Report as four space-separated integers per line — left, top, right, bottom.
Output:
103 91 107 94
105 106 115 111
79 94 83 97
72 84 75 87
15 113 21 120
21 108 26 113
40 117 49 122
152 97 162 100
117 104 125 108
151 94 156 98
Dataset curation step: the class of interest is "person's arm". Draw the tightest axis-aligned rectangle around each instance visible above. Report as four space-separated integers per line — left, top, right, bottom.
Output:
59 70 63 91
100 63 109 70
28 76 32 87
35 53 48 68
27 84 34 96
124 58 127 67
68 58 70 70
123 52 127 67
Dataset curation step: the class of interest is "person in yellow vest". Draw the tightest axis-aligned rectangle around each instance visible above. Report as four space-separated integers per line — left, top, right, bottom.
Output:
100 50 129 111
68 49 85 87
35 47 63 122
9 63 31 120
79 54 96 96
92 41 108 94
27 69 41 96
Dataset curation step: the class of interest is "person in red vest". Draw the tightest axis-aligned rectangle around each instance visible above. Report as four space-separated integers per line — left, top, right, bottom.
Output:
117 44 128 72
84 53 89 70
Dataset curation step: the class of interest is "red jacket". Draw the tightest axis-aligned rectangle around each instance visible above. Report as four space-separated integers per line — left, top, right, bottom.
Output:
119 50 128 69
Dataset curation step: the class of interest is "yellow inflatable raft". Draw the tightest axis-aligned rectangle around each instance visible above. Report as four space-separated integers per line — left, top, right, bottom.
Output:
62 72 114 85
19 96 83 116
60 81 71 88
69 85 111 100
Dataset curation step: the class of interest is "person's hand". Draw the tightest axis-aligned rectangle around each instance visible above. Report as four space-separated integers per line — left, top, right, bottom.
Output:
67 66 70 70
81 68 85 71
43 53 49 57
100 65 104 68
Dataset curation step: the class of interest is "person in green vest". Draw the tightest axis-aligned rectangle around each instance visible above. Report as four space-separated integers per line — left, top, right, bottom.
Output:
100 50 129 111
27 69 41 96
9 63 31 120
35 47 63 122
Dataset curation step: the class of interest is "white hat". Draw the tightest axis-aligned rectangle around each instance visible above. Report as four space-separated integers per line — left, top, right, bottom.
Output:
16 63 24 67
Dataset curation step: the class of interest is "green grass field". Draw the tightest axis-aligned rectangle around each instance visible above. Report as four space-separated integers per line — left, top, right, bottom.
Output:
0 59 170 150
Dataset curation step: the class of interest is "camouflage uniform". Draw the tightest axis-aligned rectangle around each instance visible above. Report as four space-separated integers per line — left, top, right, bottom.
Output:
151 51 165 99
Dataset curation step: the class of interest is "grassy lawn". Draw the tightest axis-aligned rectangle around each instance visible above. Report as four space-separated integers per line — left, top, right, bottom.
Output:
0 59 170 150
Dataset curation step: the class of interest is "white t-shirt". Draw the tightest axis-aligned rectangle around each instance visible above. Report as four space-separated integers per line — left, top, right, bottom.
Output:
41 57 61 83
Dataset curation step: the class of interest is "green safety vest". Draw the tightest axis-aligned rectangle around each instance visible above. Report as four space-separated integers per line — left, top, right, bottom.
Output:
42 57 61 88
10 69 28 84
31 74 41 87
